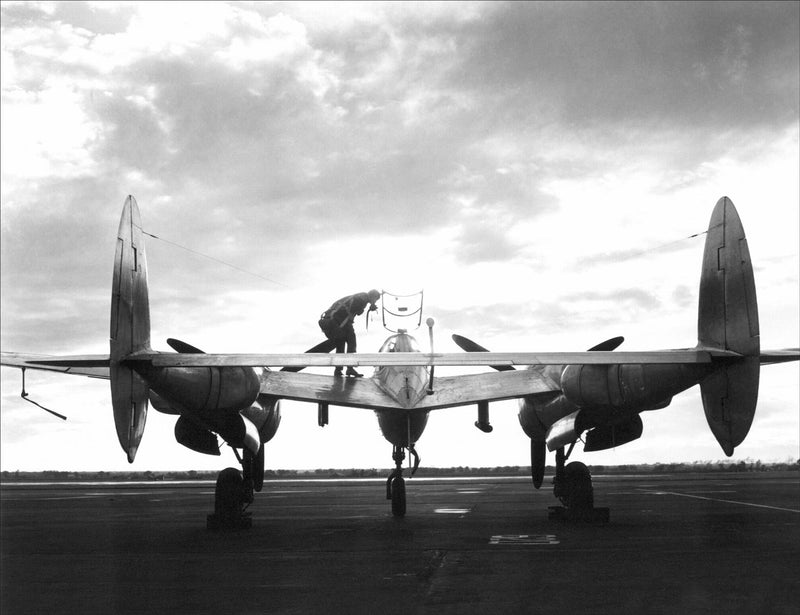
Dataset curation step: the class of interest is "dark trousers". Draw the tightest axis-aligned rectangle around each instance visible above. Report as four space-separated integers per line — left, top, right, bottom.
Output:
334 323 356 353
319 319 356 353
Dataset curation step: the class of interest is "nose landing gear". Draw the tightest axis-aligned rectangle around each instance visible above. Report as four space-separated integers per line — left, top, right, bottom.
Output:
386 444 420 517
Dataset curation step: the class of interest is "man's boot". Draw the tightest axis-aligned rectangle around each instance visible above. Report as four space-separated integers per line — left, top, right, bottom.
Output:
334 367 343 377
346 367 363 377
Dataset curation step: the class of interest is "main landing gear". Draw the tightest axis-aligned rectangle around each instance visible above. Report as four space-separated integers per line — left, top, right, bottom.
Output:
549 444 609 523
386 444 420 517
207 446 264 530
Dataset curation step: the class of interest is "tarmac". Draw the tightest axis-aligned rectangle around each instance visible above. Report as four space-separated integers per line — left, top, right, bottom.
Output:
1 472 798 614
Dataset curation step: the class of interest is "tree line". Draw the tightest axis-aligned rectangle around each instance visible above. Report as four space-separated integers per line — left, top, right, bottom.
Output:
1 459 797 482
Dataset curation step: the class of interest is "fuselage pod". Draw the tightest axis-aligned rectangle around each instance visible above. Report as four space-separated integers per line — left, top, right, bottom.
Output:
374 330 430 447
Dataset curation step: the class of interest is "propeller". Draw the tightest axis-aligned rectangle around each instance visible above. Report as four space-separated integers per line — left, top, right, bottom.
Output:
167 338 206 354
451 334 515 371
280 339 338 372
451 334 625 371
586 336 625 352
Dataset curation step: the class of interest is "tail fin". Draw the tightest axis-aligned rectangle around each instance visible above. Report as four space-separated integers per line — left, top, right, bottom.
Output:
110 195 151 462
697 197 759 455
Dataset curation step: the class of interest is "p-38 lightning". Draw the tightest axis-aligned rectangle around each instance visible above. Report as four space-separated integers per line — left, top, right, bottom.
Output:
2 196 797 527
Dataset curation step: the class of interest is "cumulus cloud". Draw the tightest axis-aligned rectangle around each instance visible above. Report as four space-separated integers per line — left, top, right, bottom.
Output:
1 2 797 469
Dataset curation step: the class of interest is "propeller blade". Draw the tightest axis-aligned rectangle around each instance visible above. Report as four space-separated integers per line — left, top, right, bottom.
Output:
451 334 516 371
452 333 490 353
280 339 338 372
452 333 624 371
587 336 624 352
531 439 546 489
167 338 206 354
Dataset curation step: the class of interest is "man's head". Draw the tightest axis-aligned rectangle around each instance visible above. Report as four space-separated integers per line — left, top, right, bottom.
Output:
367 289 380 306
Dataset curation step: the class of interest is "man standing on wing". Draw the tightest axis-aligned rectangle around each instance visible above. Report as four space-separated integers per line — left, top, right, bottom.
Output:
318 289 381 377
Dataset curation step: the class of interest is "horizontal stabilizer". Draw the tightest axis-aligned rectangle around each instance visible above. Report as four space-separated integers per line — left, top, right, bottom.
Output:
759 349 800 365
9 354 112 368
0 352 110 379
137 349 736 368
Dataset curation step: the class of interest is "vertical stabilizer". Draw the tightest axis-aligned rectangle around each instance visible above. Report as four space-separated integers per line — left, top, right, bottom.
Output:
110 195 151 462
697 197 760 455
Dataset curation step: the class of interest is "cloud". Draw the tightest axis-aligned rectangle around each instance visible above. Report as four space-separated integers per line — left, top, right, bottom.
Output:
453 3 798 129
1 2 797 469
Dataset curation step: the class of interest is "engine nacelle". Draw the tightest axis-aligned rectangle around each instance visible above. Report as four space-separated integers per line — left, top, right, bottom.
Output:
545 411 581 452
138 365 260 416
215 412 260 455
560 363 708 411
584 415 643 451
149 390 181 415
518 391 577 440
241 397 282 443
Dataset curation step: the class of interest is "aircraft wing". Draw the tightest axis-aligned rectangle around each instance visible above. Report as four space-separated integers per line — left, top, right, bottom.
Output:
258 368 560 411
258 370 400 410
414 369 559 410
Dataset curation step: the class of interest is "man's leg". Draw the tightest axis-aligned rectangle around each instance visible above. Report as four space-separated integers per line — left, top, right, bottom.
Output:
333 334 346 376
344 325 362 377
344 324 356 353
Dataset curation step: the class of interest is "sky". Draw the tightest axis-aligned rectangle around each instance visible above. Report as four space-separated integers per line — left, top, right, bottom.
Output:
1 1 798 472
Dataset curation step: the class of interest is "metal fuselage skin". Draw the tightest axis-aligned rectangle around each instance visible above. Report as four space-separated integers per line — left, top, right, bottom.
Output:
373 331 430 447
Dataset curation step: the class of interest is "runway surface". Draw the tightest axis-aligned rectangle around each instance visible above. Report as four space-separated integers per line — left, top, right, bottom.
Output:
2 472 798 614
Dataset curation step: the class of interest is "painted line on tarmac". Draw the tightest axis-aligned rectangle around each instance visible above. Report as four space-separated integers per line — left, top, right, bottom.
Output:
681 490 736 494
646 490 800 513
489 534 560 545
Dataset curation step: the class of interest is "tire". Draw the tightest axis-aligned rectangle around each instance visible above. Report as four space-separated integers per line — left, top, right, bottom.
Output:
214 467 244 517
563 461 594 509
390 476 406 517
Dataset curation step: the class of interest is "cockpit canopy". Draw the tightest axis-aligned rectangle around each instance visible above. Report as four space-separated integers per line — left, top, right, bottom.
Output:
379 330 421 353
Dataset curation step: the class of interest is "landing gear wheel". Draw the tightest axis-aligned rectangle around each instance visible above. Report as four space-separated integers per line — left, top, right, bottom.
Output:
562 461 594 509
386 445 409 517
207 467 252 530
550 449 608 523
390 476 406 517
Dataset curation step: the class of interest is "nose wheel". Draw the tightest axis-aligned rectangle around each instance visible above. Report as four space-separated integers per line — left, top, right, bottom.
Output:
389 472 406 516
386 444 419 517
